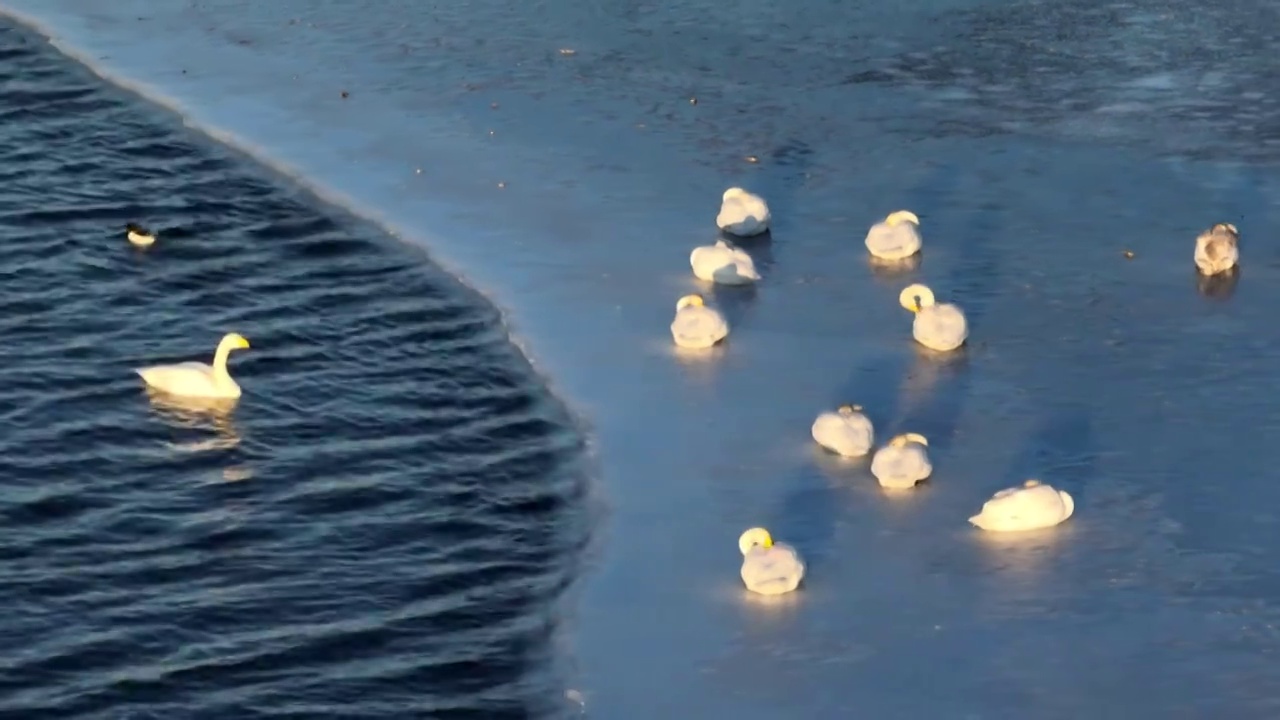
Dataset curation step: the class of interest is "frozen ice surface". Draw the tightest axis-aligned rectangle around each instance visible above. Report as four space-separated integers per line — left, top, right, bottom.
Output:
6 0 1280 716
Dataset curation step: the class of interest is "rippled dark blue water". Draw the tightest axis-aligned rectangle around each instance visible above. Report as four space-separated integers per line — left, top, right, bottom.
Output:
0 23 591 719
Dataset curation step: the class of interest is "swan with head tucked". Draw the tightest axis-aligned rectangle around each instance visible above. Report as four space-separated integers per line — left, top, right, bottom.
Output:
900 283 967 352
126 222 156 247
865 210 922 260
670 294 728 349
1194 222 1239 276
690 239 761 285
871 433 932 489
738 527 805 596
136 333 251 400
811 404 874 457
716 187 770 237
969 479 1074 532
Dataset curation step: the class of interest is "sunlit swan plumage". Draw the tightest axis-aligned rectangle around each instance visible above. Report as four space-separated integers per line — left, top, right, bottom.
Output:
126 222 155 247
811 404 874 457
136 332 251 400
738 527 805 596
969 479 1075 532
871 433 932 489
900 283 968 352
865 210 922 260
716 187 770 237
670 294 728 349
1194 222 1239 275
690 239 761 285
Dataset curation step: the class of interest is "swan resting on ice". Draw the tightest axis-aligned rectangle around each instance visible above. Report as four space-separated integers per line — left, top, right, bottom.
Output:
969 479 1075 532
716 187 771 237
871 433 932 489
670 294 729 349
126 222 156 247
738 527 805 596
1193 222 1239 276
690 239 761 285
137 332 251 400
865 210 922 260
811 404 874 457
900 283 968 352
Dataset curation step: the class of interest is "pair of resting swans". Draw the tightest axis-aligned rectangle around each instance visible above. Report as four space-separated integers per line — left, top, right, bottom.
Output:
811 407 934 489
737 479 1073 596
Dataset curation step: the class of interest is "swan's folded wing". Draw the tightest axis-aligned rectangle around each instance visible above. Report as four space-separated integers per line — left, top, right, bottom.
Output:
866 222 921 259
137 362 217 393
741 545 804 594
672 307 728 345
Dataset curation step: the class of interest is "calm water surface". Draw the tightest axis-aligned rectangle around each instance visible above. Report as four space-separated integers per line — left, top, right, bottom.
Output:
0 23 590 719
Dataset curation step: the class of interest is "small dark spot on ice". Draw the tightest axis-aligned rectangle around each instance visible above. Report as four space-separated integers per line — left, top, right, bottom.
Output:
341 90 349 98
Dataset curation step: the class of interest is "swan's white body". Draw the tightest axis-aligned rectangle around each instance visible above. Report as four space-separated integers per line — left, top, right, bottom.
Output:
865 211 922 260
871 433 932 489
136 333 250 400
900 284 968 352
127 230 155 247
969 480 1075 532
690 239 761 285
811 405 874 457
738 528 805 596
716 187 770 237
670 295 729 349
1194 223 1239 276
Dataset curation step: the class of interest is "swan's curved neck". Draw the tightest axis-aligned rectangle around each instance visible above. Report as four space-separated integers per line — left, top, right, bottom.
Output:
212 342 235 382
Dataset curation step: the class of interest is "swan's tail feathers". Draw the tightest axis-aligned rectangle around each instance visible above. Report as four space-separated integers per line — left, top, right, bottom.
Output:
1059 490 1075 521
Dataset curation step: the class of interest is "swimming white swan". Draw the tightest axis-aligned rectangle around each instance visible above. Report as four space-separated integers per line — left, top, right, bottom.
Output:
716 187 770 237
865 210 922 260
690 239 761 285
136 332 251 400
670 294 729 349
126 222 155 247
811 404 874 457
1193 222 1239 275
900 283 968 352
969 479 1074 532
870 433 932 489
738 527 805 596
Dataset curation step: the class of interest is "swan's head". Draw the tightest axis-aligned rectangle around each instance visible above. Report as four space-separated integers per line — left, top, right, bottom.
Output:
898 284 936 313
837 404 863 416
884 210 920 227
722 187 749 201
889 433 928 447
738 527 774 555
219 332 251 351
676 294 705 311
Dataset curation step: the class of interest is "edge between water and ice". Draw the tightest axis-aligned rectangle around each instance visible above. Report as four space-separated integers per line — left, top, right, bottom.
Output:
0 5 621 716
17 3 1280 718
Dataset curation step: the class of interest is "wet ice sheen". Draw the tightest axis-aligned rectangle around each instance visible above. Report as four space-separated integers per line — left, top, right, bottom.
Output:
7 0 1280 717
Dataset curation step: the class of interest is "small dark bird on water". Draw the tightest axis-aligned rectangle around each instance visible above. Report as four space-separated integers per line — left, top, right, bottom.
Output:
126 223 155 247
